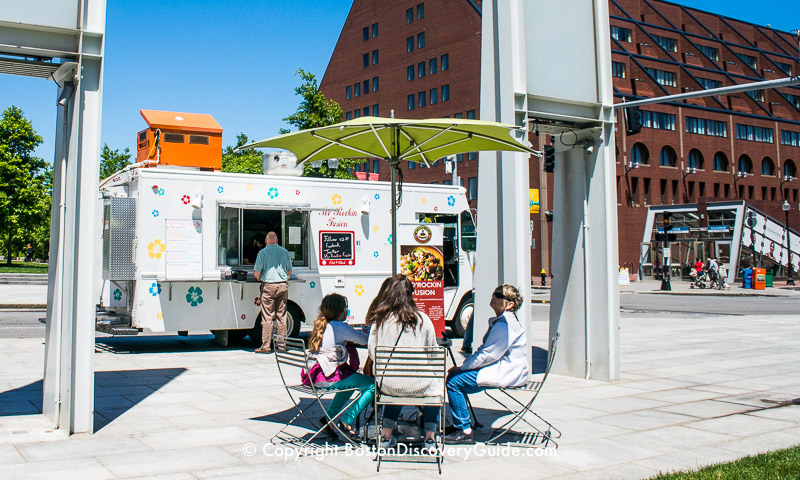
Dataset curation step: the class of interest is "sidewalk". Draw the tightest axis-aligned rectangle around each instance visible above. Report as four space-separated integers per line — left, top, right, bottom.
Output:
0 284 48 309
1 313 799 479
619 279 800 297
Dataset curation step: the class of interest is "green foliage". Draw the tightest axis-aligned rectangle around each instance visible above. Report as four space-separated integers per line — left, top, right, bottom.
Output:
649 443 800 479
222 133 263 174
0 106 52 264
99 144 132 179
282 68 356 179
0 261 49 273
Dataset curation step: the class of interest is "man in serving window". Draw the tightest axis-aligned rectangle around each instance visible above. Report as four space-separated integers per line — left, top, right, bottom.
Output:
254 231 292 353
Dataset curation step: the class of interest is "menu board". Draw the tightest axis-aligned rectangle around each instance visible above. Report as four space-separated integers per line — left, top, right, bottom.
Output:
319 231 355 266
165 219 203 280
400 223 445 338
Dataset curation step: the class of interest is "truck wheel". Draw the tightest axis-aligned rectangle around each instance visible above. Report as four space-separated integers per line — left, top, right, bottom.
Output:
451 297 474 338
249 303 303 346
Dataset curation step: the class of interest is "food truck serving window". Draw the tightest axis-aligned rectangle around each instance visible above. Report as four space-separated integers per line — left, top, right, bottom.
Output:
418 213 459 287
217 206 309 267
460 210 476 252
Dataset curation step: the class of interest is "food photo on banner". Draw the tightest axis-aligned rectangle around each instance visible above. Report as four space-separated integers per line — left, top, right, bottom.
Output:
399 224 446 337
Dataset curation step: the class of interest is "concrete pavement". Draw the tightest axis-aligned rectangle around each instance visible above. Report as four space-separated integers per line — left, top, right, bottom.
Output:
1 311 799 479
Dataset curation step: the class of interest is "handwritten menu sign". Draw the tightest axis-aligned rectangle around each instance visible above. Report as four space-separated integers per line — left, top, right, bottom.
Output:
319 231 355 266
165 219 203 280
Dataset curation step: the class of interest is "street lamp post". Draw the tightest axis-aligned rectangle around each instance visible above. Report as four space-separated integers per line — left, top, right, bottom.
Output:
624 161 639 207
783 200 795 286
682 166 697 203
732 171 747 199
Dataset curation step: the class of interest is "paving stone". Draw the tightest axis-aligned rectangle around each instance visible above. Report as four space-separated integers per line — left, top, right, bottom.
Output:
0 444 25 465
684 413 797 437
138 426 257 451
0 457 116 479
97 445 242 478
656 399 756 419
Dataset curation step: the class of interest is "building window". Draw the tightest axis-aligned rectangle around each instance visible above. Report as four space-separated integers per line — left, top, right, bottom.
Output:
372 77 379 91
612 62 626 78
736 124 773 143
696 44 719 61
641 110 676 130
416 62 425 78
688 149 704 169
407 65 415 81
685 117 727 137
659 146 677 167
346 86 352 100
363 27 369 42
345 111 352 120
644 68 677 87
408 95 415 111
409 161 415 169
354 83 361 97
761 157 775 176
785 159 797 178
454 113 462 119
468 177 477 200
354 109 361 118
372 50 378 64
373 160 380 174
736 52 758 70
407 37 414 52
363 53 369 68
786 94 800 109
697 77 722 90
467 110 476 119
429 58 437 74
441 54 449 71
372 104 379 116
746 90 765 102
738 155 753 174
713 152 728 171
775 61 792 76
610 25 631 42
372 23 378 38
631 142 649 164
443 180 451 185
782 130 800 147
651 33 678 52
363 80 370 95
468 152 477 161
406 8 413 24
442 84 450 101
417 3 424 19
418 91 426 108
364 107 370 117
430 88 438 105
418 33 425 49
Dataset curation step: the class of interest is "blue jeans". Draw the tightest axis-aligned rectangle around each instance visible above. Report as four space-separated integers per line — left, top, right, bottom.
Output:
324 373 375 426
446 370 488 430
462 312 474 350
381 405 440 433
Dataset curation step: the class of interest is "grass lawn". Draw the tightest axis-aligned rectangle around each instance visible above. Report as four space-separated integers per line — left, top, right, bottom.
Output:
0 261 49 274
650 443 800 479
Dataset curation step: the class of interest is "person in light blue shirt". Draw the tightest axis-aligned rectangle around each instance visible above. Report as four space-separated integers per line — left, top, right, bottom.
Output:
253 232 292 353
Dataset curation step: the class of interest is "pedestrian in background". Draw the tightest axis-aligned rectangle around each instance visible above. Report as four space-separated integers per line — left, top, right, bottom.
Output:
25 244 33 262
253 231 292 354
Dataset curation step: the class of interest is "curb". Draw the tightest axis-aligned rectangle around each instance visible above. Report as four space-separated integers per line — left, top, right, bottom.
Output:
0 304 48 309
634 290 788 298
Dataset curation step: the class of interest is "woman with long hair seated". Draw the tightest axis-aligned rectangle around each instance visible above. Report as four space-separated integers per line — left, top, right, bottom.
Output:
302 293 373 442
367 274 441 450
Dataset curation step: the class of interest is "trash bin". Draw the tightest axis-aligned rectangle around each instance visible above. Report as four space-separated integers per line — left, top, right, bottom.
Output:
753 267 766 290
765 269 774 287
742 268 753 289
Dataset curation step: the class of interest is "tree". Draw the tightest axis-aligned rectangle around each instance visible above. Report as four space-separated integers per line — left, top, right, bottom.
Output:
281 68 357 179
99 144 132 180
0 106 51 265
222 133 263 174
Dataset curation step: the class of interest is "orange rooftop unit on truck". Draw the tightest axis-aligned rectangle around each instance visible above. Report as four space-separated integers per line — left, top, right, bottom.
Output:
136 109 223 170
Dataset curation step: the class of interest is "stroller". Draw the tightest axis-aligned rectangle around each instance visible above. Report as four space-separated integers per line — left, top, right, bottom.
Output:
689 269 709 289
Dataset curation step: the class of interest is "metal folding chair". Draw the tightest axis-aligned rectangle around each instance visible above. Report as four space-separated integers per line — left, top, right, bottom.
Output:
271 335 364 452
373 345 447 474
483 333 561 448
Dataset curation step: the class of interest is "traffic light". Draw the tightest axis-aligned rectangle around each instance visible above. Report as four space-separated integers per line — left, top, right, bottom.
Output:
663 212 672 232
625 106 642 135
543 145 555 173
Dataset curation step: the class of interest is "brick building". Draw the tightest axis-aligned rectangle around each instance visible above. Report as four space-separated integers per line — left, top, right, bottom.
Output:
320 0 800 275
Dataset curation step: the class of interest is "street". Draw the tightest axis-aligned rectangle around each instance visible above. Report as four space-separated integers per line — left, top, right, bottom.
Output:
2 293 796 340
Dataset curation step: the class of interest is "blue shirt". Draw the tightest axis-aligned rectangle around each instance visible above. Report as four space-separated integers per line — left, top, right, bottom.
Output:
254 244 292 283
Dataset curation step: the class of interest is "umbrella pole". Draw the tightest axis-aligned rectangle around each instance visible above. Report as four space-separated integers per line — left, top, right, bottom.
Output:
390 156 399 276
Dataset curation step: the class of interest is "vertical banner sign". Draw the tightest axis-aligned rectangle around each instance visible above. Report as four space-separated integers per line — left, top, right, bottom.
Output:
529 189 540 213
400 223 446 338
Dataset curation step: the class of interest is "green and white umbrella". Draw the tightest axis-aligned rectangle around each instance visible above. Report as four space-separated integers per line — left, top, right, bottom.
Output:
243 116 535 274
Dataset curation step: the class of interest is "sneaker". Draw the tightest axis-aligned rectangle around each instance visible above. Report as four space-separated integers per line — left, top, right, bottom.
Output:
379 435 397 450
423 438 439 454
318 417 337 439
460 347 472 354
444 429 475 444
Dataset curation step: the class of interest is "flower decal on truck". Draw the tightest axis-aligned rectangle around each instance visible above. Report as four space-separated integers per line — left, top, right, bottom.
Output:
186 286 203 307
152 210 159 218
447 195 456 207
113 289 122 301
149 282 162 296
241 314 247 320
254 297 261 306
157 188 165 196
374 193 380 200
217 186 224 194
181 195 191 205
156 313 163 321
147 240 166 259
332 194 342 205
354 284 365 296
372 225 379 232
309 281 316 289
373 251 379 258
268 187 279 199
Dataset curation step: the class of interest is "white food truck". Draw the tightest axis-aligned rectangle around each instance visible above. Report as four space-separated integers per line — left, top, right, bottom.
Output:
98 159 477 344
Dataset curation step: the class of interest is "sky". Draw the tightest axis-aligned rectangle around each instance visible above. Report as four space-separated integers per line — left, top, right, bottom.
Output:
0 0 798 162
